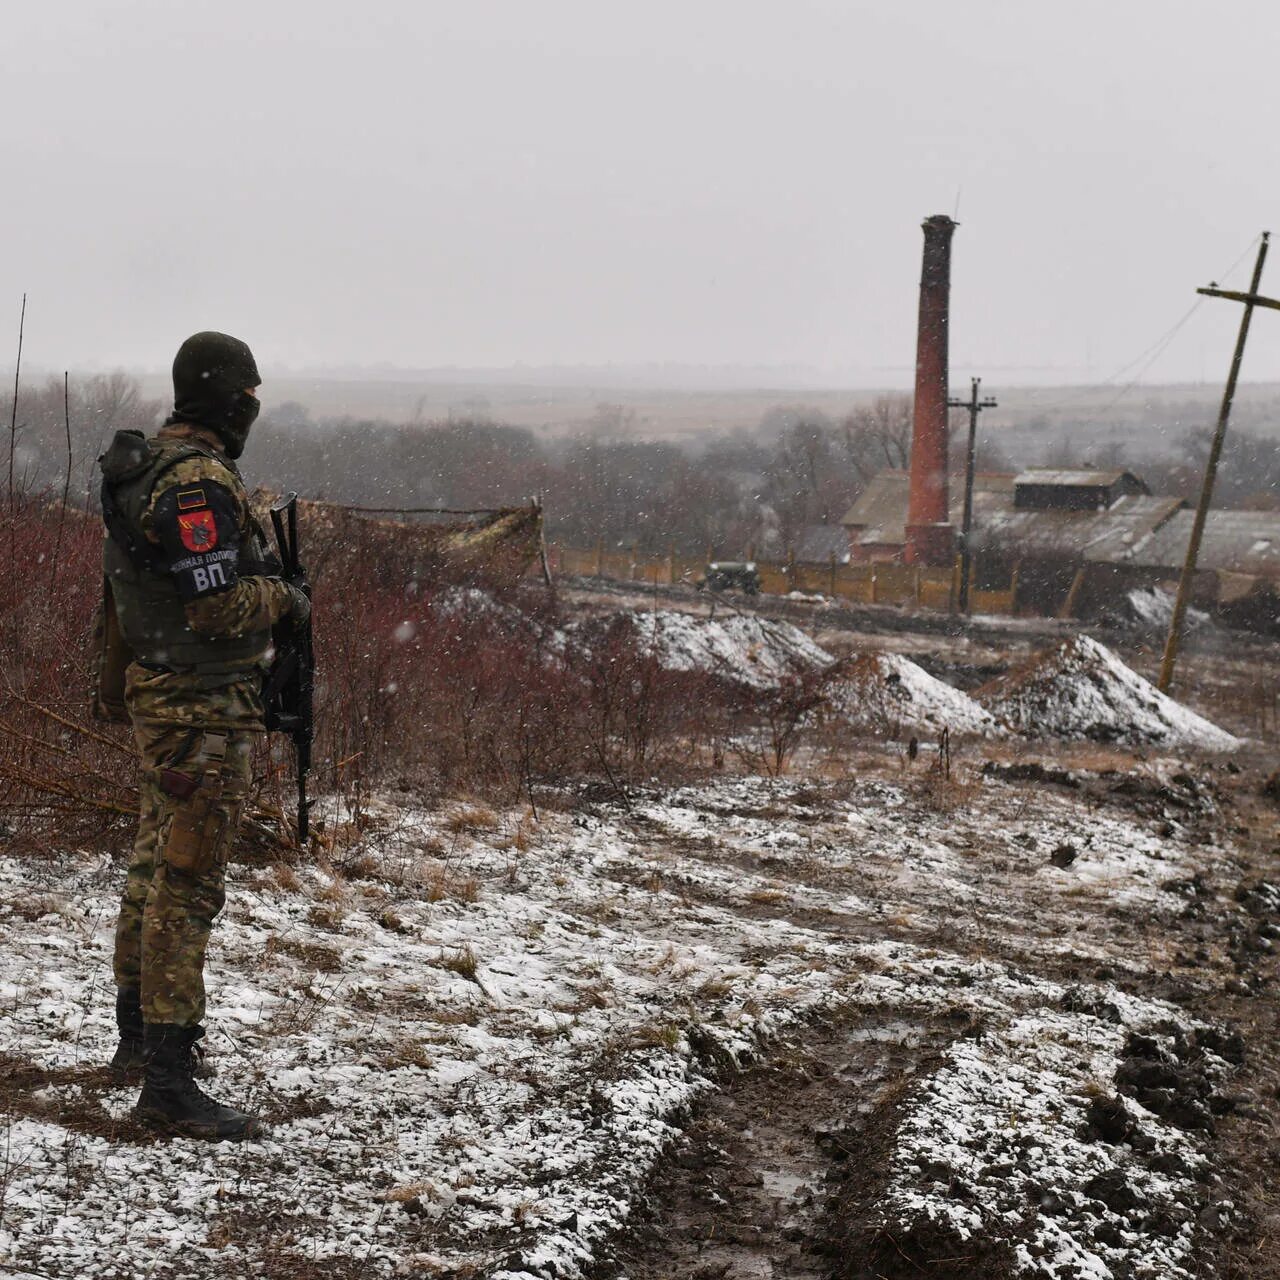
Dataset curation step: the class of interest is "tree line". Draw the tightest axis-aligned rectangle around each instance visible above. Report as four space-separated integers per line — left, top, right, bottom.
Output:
6 373 1279 558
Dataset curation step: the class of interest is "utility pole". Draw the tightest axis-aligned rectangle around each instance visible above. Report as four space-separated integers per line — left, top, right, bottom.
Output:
1159 232 1279 691
947 377 997 613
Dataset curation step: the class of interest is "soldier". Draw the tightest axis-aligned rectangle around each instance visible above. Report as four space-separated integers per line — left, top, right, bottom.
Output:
98 331 309 1140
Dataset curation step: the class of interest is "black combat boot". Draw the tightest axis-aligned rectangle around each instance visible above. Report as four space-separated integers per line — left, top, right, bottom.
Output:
108 987 145 1079
135 1023 263 1141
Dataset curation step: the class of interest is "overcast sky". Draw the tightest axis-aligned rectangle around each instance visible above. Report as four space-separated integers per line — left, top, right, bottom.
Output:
2 0 1278 387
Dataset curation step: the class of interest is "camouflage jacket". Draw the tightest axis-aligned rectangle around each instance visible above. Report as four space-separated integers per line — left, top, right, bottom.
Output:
101 423 294 729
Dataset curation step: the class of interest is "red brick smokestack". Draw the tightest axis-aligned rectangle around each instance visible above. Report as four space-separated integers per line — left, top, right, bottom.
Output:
904 214 957 566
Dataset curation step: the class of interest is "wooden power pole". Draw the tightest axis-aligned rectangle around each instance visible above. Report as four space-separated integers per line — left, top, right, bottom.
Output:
1159 232 1279 691
948 377 997 613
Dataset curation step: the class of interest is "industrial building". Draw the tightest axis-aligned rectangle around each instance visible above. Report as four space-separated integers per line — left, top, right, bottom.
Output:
839 467 1280 625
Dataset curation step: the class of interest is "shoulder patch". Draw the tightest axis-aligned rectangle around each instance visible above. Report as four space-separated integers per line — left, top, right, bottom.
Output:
178 509 219 552
176 488 207 511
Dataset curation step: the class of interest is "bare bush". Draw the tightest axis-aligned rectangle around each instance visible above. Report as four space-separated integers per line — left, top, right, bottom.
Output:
0 496 135 853
1 492 758 857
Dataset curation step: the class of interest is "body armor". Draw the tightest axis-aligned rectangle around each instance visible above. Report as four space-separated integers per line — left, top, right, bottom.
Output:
100 430 273 674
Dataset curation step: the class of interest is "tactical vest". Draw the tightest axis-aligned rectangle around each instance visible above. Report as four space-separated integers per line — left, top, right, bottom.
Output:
100 430 273 674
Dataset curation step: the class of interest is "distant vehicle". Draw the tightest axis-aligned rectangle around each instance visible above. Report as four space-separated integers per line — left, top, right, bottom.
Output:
699 561 760 595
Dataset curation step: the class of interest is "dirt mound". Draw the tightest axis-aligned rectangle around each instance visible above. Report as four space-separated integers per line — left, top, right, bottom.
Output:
977 634 1240 750
1125 586 1208 633
832 651 1002 737
1099 585 1212 639
569 608 834 690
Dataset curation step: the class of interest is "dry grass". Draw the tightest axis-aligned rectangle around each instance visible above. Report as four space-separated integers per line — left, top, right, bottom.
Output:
424 864 480 904
272 862 301 893
264 934 344 974
629 1022 683 1051
342 851 384 881
437 944 480 983
306 902 347 930
910 770 982 814
446 804 500 834
377 906 408 934
3 894 69 923
383 1182 434 1204
314 872 350 904
382 1038 434 1071
559 981 613 1013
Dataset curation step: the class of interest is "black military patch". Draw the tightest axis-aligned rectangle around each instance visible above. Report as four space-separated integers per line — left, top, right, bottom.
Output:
176 488 207 511
153 481 242 601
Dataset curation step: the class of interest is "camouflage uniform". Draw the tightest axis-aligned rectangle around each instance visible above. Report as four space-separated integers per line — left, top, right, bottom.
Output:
105 428 292 1028
112 671 257 1027
99 331 306 1140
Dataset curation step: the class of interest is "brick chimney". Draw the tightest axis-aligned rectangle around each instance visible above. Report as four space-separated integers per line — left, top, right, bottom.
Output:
904 214 957 566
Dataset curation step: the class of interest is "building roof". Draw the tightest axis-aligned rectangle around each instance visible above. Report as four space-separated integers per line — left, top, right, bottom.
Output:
972 495 1184 562
1124 508 1280 576
1012 468 1137 488
838 467 1280 580
840 471 1015 546
840 472 911 543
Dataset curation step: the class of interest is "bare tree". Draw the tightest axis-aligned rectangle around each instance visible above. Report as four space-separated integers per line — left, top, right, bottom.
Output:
839 394 912 484
759 410 847 546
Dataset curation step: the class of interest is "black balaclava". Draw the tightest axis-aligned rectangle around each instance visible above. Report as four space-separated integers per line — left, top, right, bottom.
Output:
168 331 261 459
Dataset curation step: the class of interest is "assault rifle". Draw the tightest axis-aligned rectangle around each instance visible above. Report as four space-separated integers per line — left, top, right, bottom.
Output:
263 493 314 843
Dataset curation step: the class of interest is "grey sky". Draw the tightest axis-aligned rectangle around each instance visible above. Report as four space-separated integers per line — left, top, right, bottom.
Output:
2 0 1278 387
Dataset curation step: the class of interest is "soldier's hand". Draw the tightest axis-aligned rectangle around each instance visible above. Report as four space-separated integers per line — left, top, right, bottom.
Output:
285 581 311 627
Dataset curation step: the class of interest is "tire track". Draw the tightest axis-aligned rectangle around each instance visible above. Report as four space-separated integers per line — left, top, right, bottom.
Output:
592 1010 954 1280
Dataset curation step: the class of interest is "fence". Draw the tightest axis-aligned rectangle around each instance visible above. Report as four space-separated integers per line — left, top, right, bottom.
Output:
547 542 1019 615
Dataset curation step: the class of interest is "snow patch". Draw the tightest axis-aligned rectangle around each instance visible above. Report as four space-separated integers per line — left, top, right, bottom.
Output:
875 1008 1213 1280
567 608 833 690
1124 586 1208 634
0 770 1232 1277
978 635 1239 750
831 650 1003 737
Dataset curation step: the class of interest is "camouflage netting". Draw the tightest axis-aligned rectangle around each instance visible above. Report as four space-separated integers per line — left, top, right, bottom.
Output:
282 499 546 591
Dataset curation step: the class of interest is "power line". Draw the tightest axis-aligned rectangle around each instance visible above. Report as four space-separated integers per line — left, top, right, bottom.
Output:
1006 232 1265 419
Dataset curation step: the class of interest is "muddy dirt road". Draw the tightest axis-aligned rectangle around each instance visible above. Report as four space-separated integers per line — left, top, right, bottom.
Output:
601 1014 951 1280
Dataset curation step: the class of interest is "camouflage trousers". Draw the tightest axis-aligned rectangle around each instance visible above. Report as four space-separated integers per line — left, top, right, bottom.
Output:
113 719 252 1027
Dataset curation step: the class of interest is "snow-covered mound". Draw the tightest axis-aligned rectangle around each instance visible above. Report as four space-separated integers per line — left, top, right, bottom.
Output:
430 585 569 653
831 651 1002 737
432 585 541 633
1120 586 1209 635
978 634 1240 750
568 608 833 690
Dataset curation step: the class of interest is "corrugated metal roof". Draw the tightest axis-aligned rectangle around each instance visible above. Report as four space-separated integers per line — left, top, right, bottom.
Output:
837 469 1280 578
972 495 1183 562
1125 509 1280 575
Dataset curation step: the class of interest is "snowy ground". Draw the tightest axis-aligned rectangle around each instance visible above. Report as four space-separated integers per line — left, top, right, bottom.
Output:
564 607 834 690
490 590 1242 755
829 650 1002 738
977 635 1241 751
0 740 1258 1279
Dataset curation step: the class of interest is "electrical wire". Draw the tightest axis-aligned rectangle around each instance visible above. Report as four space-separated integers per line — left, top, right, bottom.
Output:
1014 232 1264 417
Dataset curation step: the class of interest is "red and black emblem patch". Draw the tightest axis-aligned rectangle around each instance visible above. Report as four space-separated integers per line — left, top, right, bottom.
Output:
178 509 218 552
